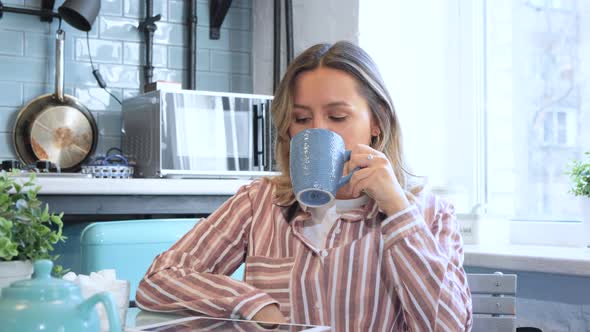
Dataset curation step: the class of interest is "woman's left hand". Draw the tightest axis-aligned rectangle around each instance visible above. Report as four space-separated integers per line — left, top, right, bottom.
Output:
345 144 411 217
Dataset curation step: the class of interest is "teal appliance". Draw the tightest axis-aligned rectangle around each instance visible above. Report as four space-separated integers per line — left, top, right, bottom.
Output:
80 218 245 301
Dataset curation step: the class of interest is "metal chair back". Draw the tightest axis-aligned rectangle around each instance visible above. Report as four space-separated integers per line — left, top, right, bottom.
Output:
468 272 517 332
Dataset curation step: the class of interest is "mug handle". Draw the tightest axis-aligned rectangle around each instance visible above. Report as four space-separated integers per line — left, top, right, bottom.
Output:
78 292 122 332
337 150 360 189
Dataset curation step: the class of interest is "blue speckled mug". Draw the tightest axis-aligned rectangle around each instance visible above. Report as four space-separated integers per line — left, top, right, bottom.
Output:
290 129 356 207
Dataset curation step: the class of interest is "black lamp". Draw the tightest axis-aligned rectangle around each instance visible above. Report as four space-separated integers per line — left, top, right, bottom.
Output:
0 0 100 32
58 0 100 32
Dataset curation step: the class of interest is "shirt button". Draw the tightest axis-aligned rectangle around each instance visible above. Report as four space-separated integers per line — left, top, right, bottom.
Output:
315 304 321 309
334 228 341 234
321 250 328 257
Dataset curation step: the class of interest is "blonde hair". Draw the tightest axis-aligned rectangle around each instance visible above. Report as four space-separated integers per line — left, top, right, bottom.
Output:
271 41 420 205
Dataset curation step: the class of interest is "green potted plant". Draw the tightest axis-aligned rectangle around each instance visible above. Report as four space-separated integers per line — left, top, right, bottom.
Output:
566 151 590 247
0 171 66 288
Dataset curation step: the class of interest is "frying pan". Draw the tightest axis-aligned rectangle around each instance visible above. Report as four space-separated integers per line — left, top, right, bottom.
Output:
13 29 98 172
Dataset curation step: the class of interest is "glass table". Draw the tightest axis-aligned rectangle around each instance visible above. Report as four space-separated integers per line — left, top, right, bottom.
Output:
124 308 331 332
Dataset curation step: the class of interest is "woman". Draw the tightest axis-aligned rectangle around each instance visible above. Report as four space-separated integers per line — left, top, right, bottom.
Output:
136 41 472 331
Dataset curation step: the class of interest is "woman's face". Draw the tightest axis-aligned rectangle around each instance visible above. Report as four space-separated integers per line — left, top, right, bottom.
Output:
288 67 380 150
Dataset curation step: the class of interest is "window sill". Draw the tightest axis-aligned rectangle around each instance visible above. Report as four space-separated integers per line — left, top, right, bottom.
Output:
459 215 590 276
464 244 590 277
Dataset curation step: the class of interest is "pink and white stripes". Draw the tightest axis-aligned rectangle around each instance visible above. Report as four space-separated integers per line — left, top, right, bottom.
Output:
136 178 472 331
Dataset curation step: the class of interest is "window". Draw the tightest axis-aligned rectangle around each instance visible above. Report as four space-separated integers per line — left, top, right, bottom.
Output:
539 108 577 147
485 0 589 221
360 0 589 226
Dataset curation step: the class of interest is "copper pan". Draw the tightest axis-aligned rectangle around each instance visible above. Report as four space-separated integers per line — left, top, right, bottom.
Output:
13 29 97 172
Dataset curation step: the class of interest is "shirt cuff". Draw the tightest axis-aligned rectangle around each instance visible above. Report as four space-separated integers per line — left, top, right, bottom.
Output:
380 205 425 247
231 290 281 321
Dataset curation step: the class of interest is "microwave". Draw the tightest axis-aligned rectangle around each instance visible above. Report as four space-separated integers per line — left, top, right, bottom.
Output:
121 90 277 178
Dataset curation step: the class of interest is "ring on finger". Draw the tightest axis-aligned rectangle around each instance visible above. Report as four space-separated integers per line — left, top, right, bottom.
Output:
367 154 374 161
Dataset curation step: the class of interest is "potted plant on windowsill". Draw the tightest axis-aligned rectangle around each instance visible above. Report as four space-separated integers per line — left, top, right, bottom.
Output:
0 171 66 288
566 151 590 247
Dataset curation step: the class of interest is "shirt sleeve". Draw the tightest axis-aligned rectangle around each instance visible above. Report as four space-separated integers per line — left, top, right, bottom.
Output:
135 182 279 320
380 200 473 331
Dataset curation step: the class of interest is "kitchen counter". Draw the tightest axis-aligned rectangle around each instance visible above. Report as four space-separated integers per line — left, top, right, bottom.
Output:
35 177 254 215
35 177 252 195
35 177 590 276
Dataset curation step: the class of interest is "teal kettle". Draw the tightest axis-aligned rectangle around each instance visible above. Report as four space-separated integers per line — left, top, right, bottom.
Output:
0 260 121 332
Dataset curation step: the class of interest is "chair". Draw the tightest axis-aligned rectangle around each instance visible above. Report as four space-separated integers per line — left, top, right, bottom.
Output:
80 218 245 302
467 272 517 332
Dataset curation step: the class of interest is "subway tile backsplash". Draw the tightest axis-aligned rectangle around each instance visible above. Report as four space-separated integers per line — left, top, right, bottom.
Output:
0 30 24 56
0 82 23 107
0 0 253 162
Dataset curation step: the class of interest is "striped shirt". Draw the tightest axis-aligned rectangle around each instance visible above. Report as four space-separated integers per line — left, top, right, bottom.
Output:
136 178 473 331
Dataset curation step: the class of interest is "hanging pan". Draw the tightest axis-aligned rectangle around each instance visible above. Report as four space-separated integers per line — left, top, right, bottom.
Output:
13 29 98 172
